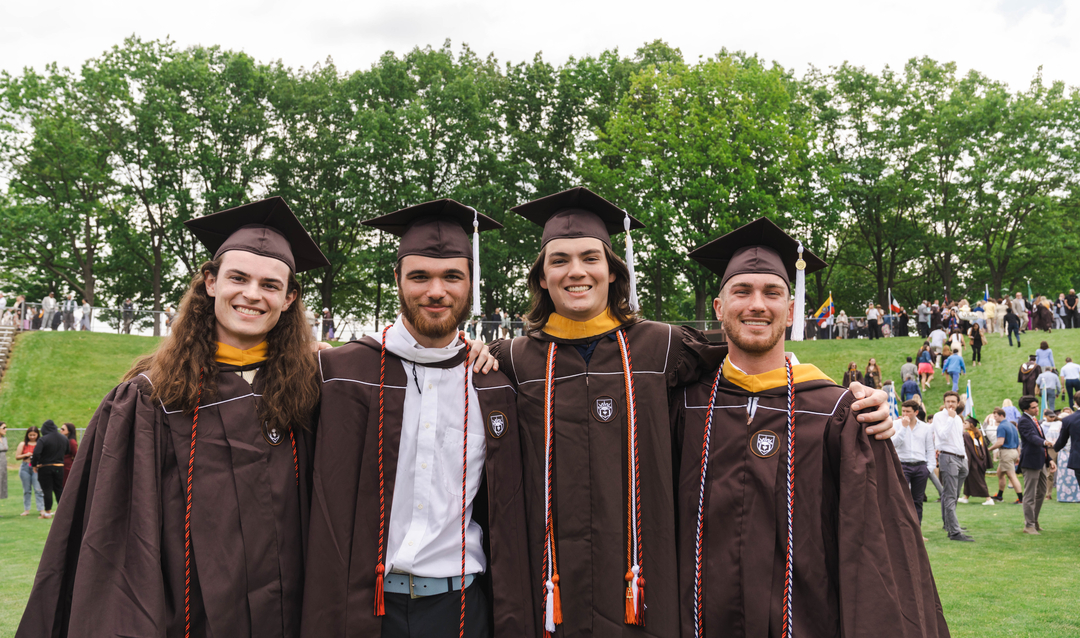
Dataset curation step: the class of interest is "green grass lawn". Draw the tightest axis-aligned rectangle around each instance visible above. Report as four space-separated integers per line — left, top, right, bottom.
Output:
1 329 1079 635
787 328 1080 412
0 331 161 429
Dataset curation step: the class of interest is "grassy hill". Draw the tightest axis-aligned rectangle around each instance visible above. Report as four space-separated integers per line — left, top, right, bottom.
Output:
1 329 1078 635
0 331 162 430
787 329 1080 412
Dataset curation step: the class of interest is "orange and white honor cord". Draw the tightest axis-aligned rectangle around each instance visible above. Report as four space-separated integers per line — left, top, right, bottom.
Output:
616 330 644 625
542 342 562 636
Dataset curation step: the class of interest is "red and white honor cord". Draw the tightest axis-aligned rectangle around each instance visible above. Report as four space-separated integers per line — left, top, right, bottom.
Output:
542 342 562 636
780 355 795 638
616 330 644 625
692 361 723 638
692 356 795 638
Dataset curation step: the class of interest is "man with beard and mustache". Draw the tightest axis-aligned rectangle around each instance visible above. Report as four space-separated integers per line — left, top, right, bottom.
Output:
301 200 535 638
674 218 948 638
485 188 894 638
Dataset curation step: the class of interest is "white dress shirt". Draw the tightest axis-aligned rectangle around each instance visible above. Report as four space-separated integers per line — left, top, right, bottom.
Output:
1061 362 1080 381
931 410 966 458
891 418 937 472
384 316 487 578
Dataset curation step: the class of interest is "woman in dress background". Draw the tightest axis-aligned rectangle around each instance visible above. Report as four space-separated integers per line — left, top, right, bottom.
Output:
0 422 9 504
864 358 883 389
1052 407 1080 503
968 323 985 367
917 343 935 390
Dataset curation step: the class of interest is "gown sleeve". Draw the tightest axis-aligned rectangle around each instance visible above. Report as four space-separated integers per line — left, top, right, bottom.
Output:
669 326 727 388
17 380 170 638
832 398 951 637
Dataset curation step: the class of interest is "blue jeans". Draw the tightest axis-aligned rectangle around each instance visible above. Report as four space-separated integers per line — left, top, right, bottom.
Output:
20 462 44 512
950 372 960 391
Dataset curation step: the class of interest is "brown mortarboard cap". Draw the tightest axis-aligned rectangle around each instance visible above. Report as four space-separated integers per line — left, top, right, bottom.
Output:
362 199 502 261
688 217 826 289
511 186 644 248
184 196 330 273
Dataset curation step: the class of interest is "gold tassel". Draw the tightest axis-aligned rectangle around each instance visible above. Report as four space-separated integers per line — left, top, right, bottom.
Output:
624 571 636 624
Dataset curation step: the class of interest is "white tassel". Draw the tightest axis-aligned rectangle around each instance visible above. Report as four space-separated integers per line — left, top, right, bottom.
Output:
472 210 481 318
624 213 639 312
791 242 806 341
545 579 556 632
630 564 640 611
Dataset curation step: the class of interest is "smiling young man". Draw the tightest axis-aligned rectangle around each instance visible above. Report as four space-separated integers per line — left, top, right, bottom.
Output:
486 189 893 638
674 218 948 638
300 200 534 638
18 197 328 638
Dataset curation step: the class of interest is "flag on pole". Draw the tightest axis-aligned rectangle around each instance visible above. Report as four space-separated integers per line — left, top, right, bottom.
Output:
890 300 903 314
813 295 834 327
887 382 900 420
984 284 989 303
1041 386 1048 416
1027 279 1034 304
964 380 976 421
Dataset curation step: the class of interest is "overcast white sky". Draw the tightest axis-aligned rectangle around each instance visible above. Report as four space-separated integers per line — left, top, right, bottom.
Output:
2 0 1077 90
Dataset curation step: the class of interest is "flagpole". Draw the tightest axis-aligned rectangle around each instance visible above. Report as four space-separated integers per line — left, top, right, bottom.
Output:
830 290 834 339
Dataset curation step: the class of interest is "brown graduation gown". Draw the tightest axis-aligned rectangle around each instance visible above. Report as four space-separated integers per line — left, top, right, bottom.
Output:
963 430 991 498
300 337 535 638
17 365 312 638
490 319 724 638
674 371 950 637
1019 363 1041 397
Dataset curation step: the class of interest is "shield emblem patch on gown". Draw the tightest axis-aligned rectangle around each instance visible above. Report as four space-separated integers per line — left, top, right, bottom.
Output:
750 430 780 458
594 396 617 423
488 411 507 438
263 422 283 446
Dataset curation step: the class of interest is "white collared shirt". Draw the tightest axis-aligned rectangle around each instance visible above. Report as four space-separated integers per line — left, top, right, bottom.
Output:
931 410 966 458
891 418 937 472
384 316 487 578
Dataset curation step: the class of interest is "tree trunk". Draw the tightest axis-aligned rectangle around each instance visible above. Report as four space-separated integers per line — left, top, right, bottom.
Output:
152 240 163 337
653 260 662 321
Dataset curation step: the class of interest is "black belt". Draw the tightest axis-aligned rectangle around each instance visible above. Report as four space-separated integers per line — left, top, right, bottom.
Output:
901 461 927 466
939 451 965 459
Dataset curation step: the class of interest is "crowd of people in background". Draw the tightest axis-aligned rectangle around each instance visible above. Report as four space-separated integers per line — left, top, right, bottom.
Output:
0 420 80 518
0 291 91 331
886 327 1080 543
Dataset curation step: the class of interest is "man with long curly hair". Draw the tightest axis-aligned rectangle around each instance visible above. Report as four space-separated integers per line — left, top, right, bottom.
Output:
18 197 328 638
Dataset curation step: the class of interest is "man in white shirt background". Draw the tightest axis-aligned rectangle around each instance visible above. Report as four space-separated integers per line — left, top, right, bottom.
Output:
1061 357 1080 410
892 399 936 540
867 303 882 340
932 391 973 541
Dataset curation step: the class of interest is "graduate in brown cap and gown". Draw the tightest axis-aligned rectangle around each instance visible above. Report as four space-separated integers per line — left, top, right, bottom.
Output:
486 188 894 638
674 218 949 638
300 200 535 638
1019 356 1041 397
18 197 329 638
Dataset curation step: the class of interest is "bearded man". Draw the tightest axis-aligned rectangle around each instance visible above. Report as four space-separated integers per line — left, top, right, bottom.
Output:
485 188 894 638
18 197 327 637
301 200 534 638
674 218 948 637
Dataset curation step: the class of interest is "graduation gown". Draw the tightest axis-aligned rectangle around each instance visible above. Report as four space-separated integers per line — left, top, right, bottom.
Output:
300 337 535 637
963 431 991 498
673 361 949 638
18 365 312 638
490 317 724 638
1019 363 1041 397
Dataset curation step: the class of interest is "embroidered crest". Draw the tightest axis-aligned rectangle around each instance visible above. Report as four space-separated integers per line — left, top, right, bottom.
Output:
750 430 780 458
594 396 618 423
263 422 283 446
488 411 507 438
